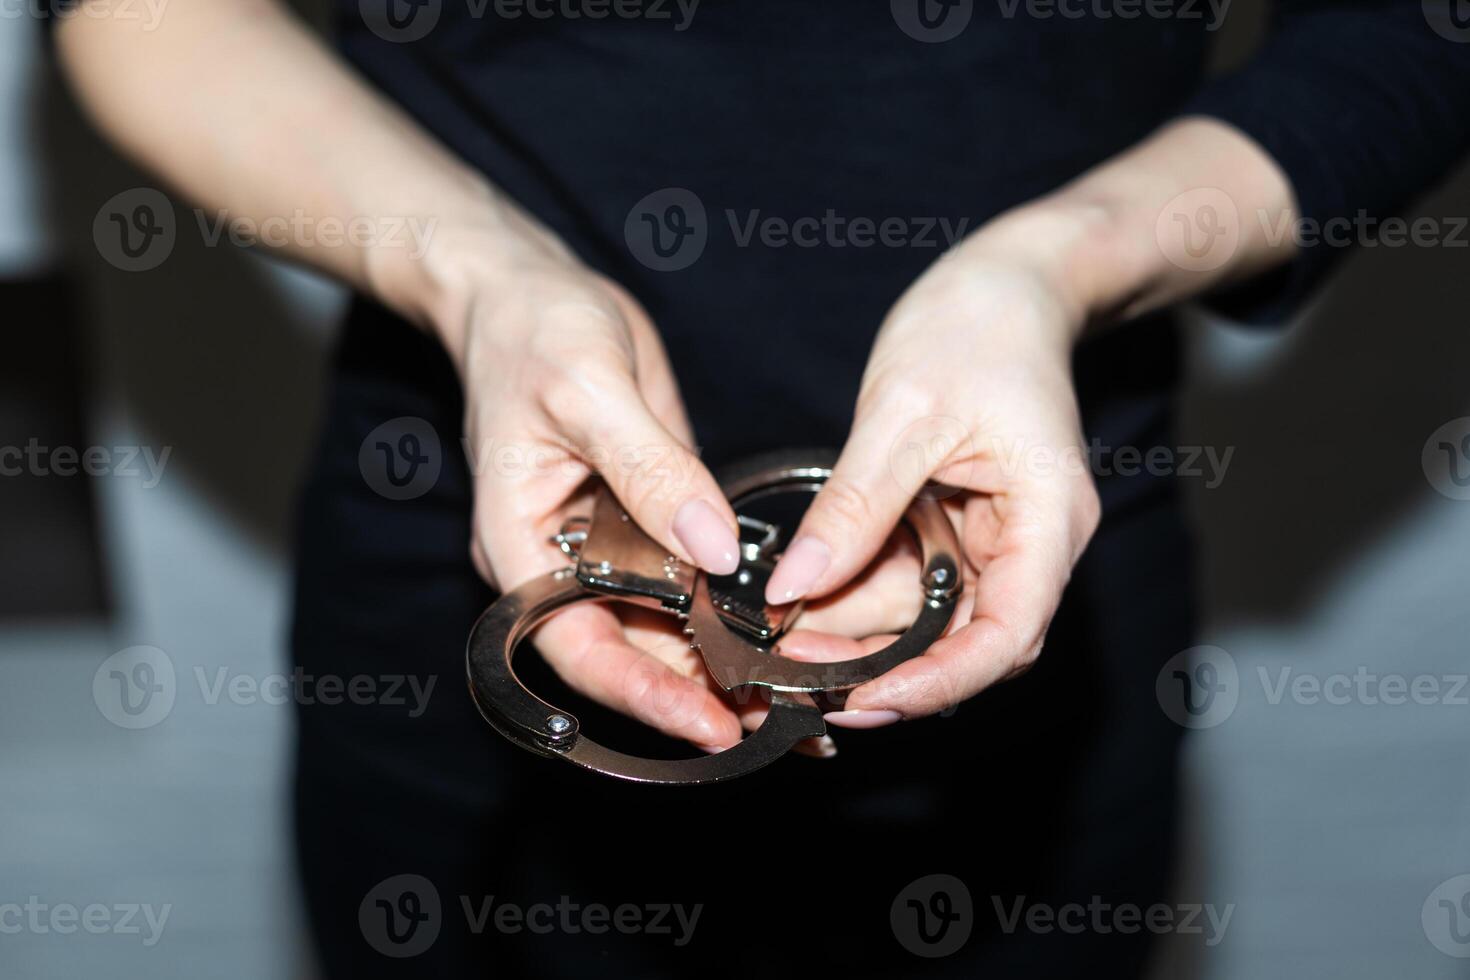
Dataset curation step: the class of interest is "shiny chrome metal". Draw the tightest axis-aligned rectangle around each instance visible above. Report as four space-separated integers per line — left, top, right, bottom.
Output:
464 565 824 785
687 449 963 693
465 448 962 784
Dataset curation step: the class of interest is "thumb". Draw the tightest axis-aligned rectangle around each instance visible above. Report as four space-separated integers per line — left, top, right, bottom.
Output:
765 411 932 604
567 381 740 576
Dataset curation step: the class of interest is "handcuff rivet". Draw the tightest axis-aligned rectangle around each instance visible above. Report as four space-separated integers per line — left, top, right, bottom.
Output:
546 714 572 736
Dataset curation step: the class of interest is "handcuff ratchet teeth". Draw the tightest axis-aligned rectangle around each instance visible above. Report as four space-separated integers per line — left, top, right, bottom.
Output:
465 449 963 785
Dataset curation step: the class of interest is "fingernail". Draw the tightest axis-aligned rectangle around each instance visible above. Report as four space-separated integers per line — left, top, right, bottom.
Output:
697 742 732 755
764 535 831 604
794 735 838 759
673 499 740 575
823 709 902 729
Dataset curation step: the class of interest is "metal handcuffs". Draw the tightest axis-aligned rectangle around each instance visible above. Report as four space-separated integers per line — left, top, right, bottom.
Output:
465 450 962 785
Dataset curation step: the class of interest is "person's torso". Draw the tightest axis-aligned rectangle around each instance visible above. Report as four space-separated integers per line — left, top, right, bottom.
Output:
335 4 1203 494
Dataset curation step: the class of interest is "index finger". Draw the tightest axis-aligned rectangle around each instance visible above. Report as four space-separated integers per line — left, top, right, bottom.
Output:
838 507 1073 718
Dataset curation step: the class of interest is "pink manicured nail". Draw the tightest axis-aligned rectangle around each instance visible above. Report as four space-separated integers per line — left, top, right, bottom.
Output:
823 709 902 729
764 535 831 604
673 499 739 575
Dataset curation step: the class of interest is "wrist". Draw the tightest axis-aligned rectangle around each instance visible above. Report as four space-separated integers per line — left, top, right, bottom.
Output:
363 189 576 365
952 198 1133 343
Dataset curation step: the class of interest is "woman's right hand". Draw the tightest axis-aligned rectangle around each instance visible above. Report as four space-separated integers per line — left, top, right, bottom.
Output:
419 223 753 751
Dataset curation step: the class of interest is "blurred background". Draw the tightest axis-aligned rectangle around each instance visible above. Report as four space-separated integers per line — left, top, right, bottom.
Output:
2 4 1468 978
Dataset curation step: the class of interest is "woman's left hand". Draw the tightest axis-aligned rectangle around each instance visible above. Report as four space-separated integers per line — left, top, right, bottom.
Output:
765 217 1103 728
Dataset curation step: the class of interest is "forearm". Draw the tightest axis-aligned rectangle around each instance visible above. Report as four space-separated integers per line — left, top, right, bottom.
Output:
955 116 1298 337
55 0 562 357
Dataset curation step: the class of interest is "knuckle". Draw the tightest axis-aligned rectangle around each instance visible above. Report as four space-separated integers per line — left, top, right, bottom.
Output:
862 375 939 421
539 359 634 437
617 468 681 524
814 474 875 533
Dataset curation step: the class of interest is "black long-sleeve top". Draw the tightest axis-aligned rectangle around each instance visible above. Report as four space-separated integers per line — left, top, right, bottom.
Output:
52 0 1470 508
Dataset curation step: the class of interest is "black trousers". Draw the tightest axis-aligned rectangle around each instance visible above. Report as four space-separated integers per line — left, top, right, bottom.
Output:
291 308 1194 978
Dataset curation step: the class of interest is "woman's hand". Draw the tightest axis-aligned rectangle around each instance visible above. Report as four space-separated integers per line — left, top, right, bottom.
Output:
765 217 1102 728
767 118 1298 728
424 224 758 751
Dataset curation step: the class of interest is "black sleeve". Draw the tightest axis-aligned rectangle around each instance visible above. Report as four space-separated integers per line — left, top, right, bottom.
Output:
1181 0 1470 324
